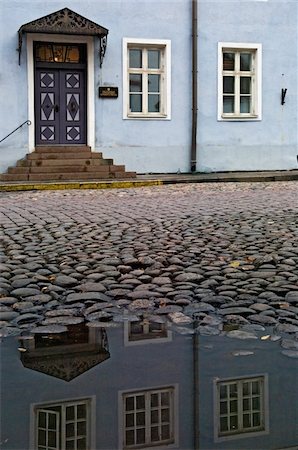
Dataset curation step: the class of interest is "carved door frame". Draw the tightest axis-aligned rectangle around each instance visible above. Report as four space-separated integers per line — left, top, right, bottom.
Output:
26 33 95 152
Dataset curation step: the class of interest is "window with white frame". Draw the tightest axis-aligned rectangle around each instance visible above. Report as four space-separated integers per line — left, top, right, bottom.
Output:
218 43 262 120
123 38 171 119
123 387 175 448
34 399 91 450
216 376 266 438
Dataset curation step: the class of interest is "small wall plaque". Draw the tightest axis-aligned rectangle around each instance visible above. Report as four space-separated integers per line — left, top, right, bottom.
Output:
99 87 118 98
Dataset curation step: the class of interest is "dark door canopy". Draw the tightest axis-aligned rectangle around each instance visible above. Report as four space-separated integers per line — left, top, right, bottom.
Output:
18 7 108 66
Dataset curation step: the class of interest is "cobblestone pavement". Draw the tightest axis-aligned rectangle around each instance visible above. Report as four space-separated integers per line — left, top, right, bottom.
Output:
0 182 298 348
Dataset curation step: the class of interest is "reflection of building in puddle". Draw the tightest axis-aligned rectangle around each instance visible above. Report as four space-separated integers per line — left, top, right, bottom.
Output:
124 317 172 346
19 323 110 381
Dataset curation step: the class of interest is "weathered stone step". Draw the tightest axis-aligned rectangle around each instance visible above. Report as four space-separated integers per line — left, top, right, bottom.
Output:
17 158 114 168
0 171 136 182
8 165 125 174
35 146 91 153
27 152 104 160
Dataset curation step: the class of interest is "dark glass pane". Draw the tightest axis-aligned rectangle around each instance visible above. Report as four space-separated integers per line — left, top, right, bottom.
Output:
77 404 86 419
243 382 250 396
151 410 159 424
66 406 75 421
223 52 235 71
161 424 170 439
126 413 134 427
66 423 75 438
48 414 57 430
252 397 260 410
220 385 227 399
48 431 57 447
129 49 142 68
77 438 87 450
230 400 238 413
253 412 261 427
66 440 75 450
136 395 145 410
38 429 46 446
35 44 54 62
230 415 238 430
243 398 251 411
243 413 251 428
161 408 170 422
130 94 142 112
38 412 46 429
151 394 159 407
223 76 234 94
223 96 234 113
220 417 228 432
77 421 86 436
252 381 260 395
65 46 80 63
126 396 135 412
240 53 252 71
148 74 160 93
220 401 227 414
126 430 135 446
129 74 142 93
136 428 145 444
151 426 159 441
130 322 143 335
161 392 169 406
240 77 251 94
136 412 145 426
148 50 160 69
240 97 251 113
148 94 160 112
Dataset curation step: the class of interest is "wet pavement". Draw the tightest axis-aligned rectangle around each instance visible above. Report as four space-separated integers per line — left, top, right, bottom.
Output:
0 181 298 449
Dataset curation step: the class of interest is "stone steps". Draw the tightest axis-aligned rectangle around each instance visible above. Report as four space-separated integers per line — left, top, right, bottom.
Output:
0 146 136 182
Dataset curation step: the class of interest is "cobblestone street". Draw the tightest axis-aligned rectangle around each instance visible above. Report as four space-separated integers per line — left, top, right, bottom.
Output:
0 182 298 342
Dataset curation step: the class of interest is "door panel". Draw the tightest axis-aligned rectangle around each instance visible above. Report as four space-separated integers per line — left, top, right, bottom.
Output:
35 69 86 145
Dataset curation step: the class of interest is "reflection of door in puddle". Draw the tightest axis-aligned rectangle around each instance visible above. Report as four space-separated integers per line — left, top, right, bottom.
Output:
35 68 86 145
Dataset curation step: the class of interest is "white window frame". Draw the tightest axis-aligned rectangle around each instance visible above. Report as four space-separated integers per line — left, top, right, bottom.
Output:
119 385 178 449
31 397 95 450
218 42 262 121
124 320 172 346
214 374 269 442
123 38 171 120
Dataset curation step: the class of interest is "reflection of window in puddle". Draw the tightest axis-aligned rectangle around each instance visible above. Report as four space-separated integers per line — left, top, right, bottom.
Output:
123 387 176 448
34 398 93 449
215 375 269 441
124 319 172 346
34 323 89 348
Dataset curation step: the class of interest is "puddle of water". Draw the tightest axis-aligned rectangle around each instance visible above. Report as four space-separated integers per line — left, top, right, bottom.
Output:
0 321 297 450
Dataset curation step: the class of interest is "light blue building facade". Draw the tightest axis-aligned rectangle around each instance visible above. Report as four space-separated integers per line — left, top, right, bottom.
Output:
0 0 297 175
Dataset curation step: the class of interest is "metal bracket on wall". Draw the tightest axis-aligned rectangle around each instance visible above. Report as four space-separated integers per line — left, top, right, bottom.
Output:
281 88 287 105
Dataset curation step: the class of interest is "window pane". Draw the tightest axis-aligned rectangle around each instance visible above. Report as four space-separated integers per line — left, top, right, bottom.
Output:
77 438 86 450
243 382 250 396
220 401 227 414
77 404 86 419
253 412 261 426
151 426 159 441
151 394 159 407
240 53 252 71
48 431 57 447
148 94 160 112
129 74 142 92
77 421 86 436
66 440 75 450
252 381 260 395
126 430 135 446
38 412 46 429
136 412 145 426
243 413 251 428
136 428 145 444
151 410 159 424
223 96 234 113
148 74 160 93
223 76 234 94
48 414 57 430
66 406 74 421
148 50 160 69
161 424 170 439
66 423 75 438
240 97 251 113
252 397 260 410
240 77 251 94
126 413 134 427
161 392 169 406
223 52 235 71
129 49 142 68
38 430 46 446
161 408 170 422
65 46 80 63
130 94 142 112
220 417 228 432
126 397 135 412
243 398 250 411
220 385 227 399
230 415 238 430
136 395 145 410
230 400 238 413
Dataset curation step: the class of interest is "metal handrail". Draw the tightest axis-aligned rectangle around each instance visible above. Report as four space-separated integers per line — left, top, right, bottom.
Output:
0 120 31 144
